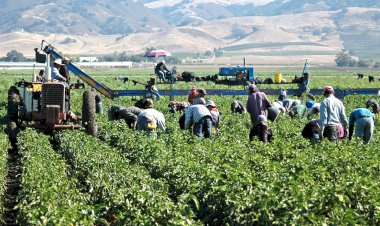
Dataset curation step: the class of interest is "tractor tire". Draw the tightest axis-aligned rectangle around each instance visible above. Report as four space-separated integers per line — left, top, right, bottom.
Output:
82 90 98 137
7 86 20 121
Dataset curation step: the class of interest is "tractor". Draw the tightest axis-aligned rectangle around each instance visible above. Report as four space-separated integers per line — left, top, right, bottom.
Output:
7 44 98 143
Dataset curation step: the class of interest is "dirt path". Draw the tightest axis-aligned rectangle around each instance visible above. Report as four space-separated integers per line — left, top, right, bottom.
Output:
3 146 22 225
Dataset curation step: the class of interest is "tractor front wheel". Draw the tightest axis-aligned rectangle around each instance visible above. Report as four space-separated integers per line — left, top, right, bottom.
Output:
82 90 98 137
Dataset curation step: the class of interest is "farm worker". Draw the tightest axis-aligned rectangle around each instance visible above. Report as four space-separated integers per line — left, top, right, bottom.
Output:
288 104 307 119
249 115 273 143
348 108 375 144
246 84 272 126
184 104 212 139
272 101 286 114
188 86 198 104
134 98 153 109
155 59 169 82
170 66 177 84
278 89 287 101
205 100 221 129
108 105 142 129
302 118 322 144
366 98 380 114
193 88 207 105
281 98 301 112
36 69 45 82
137 108 166 136
169 101 191 113
231 100 246 114
51 58 67 82
60 57 71 85
307 102 321 119
320 86 349 142
91 88 103 114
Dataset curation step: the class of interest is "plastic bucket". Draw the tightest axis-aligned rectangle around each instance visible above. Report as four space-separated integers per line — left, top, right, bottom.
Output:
275 73 282 83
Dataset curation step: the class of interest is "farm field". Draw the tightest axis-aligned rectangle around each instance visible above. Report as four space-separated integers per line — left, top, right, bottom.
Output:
0 68 379 225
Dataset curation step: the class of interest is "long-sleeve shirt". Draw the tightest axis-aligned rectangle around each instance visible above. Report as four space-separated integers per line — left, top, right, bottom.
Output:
184 105 211 129
138 109 166 131
349 108 374 127
282 99 301 111
209 109 221 128
319 95 348 132
246 92 272 125
231 100 247 114
51 67 66 81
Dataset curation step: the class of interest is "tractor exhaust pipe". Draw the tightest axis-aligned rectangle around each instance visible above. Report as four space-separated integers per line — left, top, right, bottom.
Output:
243 57 246 67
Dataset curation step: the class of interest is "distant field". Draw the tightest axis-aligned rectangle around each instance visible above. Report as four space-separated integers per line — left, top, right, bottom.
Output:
341 30 380 61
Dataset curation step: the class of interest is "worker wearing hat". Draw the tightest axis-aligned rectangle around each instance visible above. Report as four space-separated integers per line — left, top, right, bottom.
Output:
188 86 198 104
205 100 221 129
231 100 246 114
51 58 67 82
249 115 273 143
193 88 207 105
320 86 348 142
60 56 71 85
155 59 169 82
184 104 212 139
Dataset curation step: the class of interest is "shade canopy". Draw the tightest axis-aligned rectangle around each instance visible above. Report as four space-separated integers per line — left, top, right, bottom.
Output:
144 49 171 57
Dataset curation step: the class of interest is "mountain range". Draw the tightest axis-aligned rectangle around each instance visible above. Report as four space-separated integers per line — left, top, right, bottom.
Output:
0 0 379 64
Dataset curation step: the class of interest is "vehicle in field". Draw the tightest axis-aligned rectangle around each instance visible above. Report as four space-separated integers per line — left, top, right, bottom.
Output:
7 42 98 143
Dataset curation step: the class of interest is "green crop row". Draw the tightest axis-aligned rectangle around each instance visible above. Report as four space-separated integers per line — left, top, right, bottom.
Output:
0 131 9 225
17 129 95 225
58 130 199 225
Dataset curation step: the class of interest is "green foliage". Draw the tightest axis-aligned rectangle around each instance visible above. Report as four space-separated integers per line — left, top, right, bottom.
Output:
58 130 199 225
17 129 96 225
0 50 31 62
335 51 357 67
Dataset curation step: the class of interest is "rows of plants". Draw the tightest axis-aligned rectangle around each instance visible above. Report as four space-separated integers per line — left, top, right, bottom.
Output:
0 130 9 224
0 84 12 224
96 93 380 224
16 128 95 225
57 130 198 225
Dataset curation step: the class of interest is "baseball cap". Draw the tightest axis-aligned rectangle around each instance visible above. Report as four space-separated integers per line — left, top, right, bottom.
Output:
198 88 207 94
205 100 216 107
323 86 334 93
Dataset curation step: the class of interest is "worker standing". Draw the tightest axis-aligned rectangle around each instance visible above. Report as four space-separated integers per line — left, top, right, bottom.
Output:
60 57 71 85
246 84 272 126
171 66 177 84
137 108 166 136
320 86 349 142
188 86 198 104
348 108 375 144
193 88 207 105
184 104 212 139
91 88 103 114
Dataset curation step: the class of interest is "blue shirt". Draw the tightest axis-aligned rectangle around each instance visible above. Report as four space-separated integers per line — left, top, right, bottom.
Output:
349 108 374 126
51 67 66 81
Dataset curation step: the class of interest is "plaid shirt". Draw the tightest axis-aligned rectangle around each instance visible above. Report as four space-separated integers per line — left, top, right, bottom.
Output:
184 105 211 129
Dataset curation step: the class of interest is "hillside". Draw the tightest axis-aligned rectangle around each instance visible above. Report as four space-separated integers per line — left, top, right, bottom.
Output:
0 0 379 63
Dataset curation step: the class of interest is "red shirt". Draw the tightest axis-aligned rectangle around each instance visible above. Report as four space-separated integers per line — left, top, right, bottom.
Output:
188 92 198 104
